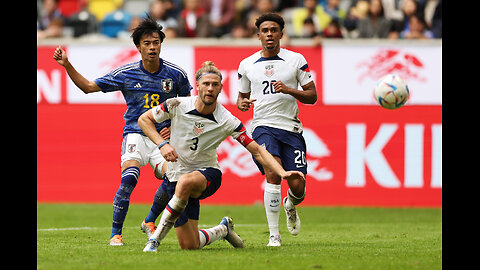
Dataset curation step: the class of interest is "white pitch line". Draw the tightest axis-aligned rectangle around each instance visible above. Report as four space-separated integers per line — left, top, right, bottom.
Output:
37 227 108 232
38 224 263 232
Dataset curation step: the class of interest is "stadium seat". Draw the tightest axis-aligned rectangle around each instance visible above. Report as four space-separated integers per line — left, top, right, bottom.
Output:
67 9 99 38
88 0 124 21
123 0 151 17
101 9 133 38
57 0 86 18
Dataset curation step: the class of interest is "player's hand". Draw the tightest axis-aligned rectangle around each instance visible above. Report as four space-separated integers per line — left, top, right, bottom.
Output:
159 127 171 140
53 46 68 66
160 143 178 162
238 98 256 112
272 81 291 94
281 171 306 183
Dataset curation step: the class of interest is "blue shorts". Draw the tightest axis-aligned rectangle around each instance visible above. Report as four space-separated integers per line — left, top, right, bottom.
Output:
252 126 308 175
160 167 222 227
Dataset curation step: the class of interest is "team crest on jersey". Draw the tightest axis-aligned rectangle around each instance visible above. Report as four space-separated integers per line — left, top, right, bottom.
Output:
161 79 173 93
127 144 136 153
264 64 274 77
193 122 204 135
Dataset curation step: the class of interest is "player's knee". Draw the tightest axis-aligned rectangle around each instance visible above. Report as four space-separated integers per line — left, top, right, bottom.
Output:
176 174 202 198
178 238 200 250
179 242 200 250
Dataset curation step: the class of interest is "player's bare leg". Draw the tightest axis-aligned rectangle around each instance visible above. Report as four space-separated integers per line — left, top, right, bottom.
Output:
176 219 201 249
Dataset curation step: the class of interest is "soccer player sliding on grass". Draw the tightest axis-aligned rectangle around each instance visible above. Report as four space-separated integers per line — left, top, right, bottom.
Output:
138 61 305 251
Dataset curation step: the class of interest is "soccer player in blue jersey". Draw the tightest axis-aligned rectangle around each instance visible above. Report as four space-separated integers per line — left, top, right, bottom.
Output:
236 13 317 246
53 15 192 246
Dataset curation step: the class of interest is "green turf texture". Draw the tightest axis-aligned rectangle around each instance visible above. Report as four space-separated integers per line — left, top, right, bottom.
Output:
37 203 441 270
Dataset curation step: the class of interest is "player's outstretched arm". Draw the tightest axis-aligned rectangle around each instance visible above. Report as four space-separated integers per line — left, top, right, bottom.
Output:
245 140 305 182
53 46 102 94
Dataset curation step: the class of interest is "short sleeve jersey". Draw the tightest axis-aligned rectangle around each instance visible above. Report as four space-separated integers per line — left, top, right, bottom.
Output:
94 59 192 137
151 96 248 182
237 48 313 134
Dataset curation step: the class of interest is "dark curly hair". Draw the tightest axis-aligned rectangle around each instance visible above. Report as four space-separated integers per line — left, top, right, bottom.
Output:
255 13 285 31
131 14 166 45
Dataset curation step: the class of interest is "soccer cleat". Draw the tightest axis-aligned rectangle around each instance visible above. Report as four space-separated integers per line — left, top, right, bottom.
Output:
109 234 123 246
283 197 301 236
141 220 157 239
220 216 245 248
267 234 281 247
143 239 159 252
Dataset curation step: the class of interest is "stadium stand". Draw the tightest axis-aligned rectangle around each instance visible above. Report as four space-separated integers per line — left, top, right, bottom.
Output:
101 9 133 37
67 8 99 37
88 0 124 21
123 0 151 17
37 0 442 41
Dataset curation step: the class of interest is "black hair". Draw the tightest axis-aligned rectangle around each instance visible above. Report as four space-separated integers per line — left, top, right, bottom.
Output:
131 14 166 45
255 12 285 31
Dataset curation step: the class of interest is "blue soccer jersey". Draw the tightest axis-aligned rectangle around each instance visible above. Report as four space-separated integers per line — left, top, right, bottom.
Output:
94 59 192 136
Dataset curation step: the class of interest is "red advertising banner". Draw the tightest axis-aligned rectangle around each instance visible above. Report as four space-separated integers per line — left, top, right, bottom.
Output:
37 45 442 207
37 103 441 206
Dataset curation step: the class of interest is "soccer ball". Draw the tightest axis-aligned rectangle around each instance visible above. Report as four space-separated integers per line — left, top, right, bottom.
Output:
374 74 410 110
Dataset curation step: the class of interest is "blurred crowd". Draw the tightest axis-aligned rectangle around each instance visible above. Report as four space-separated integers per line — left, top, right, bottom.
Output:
37 0 442 43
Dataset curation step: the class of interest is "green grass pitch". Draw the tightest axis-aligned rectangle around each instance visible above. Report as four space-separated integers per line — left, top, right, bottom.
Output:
37 203 441 270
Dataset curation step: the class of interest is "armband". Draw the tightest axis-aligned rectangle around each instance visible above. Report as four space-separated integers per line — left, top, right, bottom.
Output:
157 140 169 150
236 132 254 147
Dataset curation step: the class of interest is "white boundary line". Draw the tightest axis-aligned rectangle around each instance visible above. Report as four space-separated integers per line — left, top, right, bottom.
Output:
37 224 263 232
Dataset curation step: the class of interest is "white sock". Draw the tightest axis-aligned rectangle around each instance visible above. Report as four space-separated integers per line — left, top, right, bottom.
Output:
287 187 306 208
198 224 228 249
264 182 281 236
150 195 187 242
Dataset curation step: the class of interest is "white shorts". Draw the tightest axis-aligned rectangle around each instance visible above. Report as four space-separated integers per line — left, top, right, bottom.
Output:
121 133 166 172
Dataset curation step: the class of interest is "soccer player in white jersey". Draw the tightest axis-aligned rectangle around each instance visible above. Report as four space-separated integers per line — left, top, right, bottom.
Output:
236 13 317 246
53 15 192 246
138 61 305 251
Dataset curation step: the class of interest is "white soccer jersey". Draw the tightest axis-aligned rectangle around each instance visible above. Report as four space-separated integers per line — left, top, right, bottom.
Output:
151 96 248 182
237 48 313 134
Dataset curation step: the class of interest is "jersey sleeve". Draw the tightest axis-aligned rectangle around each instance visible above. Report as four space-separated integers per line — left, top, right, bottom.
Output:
296 54 314 87
94 69 125 93
237 60 251 93
177 71 193 97
152 100 171 123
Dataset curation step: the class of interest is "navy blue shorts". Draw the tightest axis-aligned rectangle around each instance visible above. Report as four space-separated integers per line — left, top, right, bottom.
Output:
252 126 308 175
160 167 222 227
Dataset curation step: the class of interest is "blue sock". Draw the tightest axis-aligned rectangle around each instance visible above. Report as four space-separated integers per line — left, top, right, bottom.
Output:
111 166 139 238
144 184 169 223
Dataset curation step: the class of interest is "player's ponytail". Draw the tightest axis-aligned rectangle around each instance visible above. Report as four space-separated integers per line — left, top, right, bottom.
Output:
195 61 223 81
